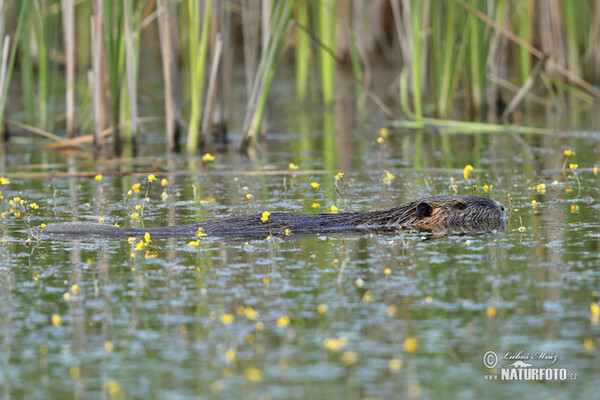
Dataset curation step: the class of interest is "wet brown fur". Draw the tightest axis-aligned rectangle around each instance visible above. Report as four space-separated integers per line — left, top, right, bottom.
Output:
43 195 506 238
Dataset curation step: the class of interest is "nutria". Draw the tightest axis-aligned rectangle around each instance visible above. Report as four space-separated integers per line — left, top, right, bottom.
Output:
41 195 506 238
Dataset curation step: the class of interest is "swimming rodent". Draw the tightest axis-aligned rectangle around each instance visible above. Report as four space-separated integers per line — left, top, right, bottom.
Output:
41 195 506 238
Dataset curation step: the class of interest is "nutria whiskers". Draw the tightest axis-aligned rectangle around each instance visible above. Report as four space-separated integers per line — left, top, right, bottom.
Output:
41 195 506 238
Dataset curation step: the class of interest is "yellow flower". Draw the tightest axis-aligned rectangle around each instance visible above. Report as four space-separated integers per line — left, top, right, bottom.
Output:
220 314 235 324
202 153 215 162
380 127 389 138
225 349 236 362
310 182 320 189
531 200 537 206
246 193 252 200
244 368 262 383
261 211 270 223
1 212 5 218
483 184 489 192
98 218 104 224
197 227 206 237
244 307 259 321
342 350 358 366
387 305 397 316
105 380 122 395
104 341 114 352
284 229 291 236
584 339 594 351
289 162 299 170
486 306 497 318
144 232 151 243
564 150 575 157
317 304 328 314
277 315 290 328
134 241 144 251
595 166 599 175
262 276 270 284
311 201 320 208
536 183 546 193
362 291 374 303
128 237 136 244
404 337 419 353
336 172 344 180
463 165 474 179
94 174 103 181
63 292 71 301
0 176 10 185
69 366 80 379
383 170 395 183
389 358 403 372
323 337 348 352
30 203 39 210
569 163 578 170
161 178 168 186
130 212 140 221
72 284 79 295
52 314 62 326
571 204 579 213
132 183 141 193
135 205 141 211
377 137 384 144
147 174 157 183
590 302 600 316
330 205 338 214
188 240 200 247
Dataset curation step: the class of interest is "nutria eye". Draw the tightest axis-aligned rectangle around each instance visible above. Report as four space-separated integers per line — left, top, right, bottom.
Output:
500 205 505 212
454 202 467 210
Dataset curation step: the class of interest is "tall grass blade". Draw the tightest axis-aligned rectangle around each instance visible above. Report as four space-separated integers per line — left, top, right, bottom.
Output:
186 0 213 153
0 2 30 134
241 0 295 150
315 0 337 106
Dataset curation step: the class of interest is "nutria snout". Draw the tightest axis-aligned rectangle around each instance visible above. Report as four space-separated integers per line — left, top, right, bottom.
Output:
42 195 506 238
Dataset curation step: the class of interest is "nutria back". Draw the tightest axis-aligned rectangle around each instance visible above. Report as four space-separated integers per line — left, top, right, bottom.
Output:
42 195 506 238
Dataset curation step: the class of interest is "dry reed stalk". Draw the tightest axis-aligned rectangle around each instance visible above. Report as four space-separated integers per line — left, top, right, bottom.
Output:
591 0 600 81
157 0 181 152
61 0 75 138
486 1 508 122
538 0 566 79
215 3 231 140
0 36 9 104
241 0 260 97
455 0 600 98
123 0 138 143
90 13 104 145
201 34 222 138
501 54 549 121
0 0 4 42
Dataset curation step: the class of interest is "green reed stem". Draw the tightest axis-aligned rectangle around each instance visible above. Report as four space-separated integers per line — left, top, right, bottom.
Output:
295 0 310 102
0 1 30 131
241 0 295 149
315 0 336 106
187 0 213 153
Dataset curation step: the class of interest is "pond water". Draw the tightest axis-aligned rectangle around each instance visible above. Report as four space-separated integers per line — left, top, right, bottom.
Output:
2 88 600 398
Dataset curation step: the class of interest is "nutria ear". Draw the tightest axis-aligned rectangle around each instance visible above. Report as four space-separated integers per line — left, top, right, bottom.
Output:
416 202 434 218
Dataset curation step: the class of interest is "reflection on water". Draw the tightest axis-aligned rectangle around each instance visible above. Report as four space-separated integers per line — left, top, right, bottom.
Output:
1 82 600 398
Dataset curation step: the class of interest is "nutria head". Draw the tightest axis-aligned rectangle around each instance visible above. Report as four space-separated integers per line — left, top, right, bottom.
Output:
400 195 506 232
